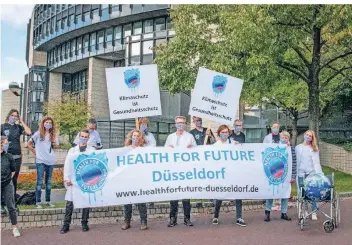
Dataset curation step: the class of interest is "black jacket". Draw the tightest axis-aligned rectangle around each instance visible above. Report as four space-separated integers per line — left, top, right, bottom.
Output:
1 152 16 187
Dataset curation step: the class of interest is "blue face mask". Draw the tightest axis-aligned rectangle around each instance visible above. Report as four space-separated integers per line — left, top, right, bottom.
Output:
280 138 287 144
140 124 148 133
132 138 138 146
304 135 312 143
219 133 229 140
9 116 17 125
176 123 184 131
44 124 52 130
3 144 9 152
235 126 242 133
79 137 88 145
195 121 202 127
272 128 279 134
88 128 94 133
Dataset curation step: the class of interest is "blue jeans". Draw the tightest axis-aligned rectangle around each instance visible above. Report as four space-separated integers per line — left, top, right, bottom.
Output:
36 163 54 203
265 199 288 213
298 176 318 212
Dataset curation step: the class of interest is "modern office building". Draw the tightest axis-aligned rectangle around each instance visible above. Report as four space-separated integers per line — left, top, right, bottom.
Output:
25 4 191 138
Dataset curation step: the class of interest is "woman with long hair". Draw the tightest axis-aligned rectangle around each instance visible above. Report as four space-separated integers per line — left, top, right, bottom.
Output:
295 130 322 220
1 109 31 211
212 125 247 227
121 129 148 230
27 116 59 209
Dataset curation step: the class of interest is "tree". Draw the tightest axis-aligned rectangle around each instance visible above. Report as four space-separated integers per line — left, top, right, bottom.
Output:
155 5 352 138
44 94 93 143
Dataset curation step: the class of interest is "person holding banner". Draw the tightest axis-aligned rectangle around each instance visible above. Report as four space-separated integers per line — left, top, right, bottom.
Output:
122 129 149 230
264 131 296 222
263 122 281 144
139 117 156 147
295 130 322 221
189 116 215 145
229 119 246 144
165 116 197 227
212 124 247 227
60 129 95 234
73 118 103 150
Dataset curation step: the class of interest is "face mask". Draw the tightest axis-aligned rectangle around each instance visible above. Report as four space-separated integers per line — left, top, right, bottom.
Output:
140 125 148 132
88 128 94 133
304 135 312 143
3 144 9 152
132 138 138 146
272 128 279 134
9 116 17 124
235 126 242 133
195 121 202 127
176 123 184 131
280 138 287 144
79 137 88 145
44 124 52 130
219 133 229 140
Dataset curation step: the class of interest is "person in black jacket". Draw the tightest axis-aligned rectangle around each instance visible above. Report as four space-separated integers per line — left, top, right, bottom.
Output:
1 136 21 237
189 116 215 145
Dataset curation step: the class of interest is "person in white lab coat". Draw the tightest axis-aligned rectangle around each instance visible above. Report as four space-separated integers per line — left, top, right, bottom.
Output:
139 117 156 147
263 122 281 144
295 130 322 221
60 129 95 234
165 116 197 228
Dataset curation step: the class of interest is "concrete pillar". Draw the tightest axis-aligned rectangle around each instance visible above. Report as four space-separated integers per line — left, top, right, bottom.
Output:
1 90 20 122
48 72 62 102
87 57 114 119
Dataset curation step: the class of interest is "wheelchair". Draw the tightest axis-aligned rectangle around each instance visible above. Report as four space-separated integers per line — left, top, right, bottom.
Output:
297 173 341 233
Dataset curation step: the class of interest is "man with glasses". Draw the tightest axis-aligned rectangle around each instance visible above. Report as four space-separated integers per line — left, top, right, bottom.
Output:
165 116 197 227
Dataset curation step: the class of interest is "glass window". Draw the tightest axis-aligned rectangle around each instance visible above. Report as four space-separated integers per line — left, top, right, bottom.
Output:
90 32 96 52
121 4 131 16
132 5 143 14
124 24 132 37
114 26 122 40
83 34 89 53
111 5 120 18
98 30 104 44
71 39 76 53
133 21 142 35
77 37 82 54
62 4 67 10
131 42 140 56
101 4 109 9
83 12 90 22
62 17 67 29
155 18 166 31
105 28 113 42
66 42 70 58
92 9 99 23
143 40 153 54
56 4 60 13
143 19 153 33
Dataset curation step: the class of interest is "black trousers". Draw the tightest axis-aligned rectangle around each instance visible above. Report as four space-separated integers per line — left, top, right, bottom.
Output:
124 203 147 224
170 199 191 220
1 182 17 225
63 201 90 227
12 157 22 200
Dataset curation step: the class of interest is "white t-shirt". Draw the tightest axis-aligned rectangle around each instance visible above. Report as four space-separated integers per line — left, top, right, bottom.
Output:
144 132 156 147
164 131 197 148
74 130 102 149
295 144 322 177
213 139 232 145
31 131 59 165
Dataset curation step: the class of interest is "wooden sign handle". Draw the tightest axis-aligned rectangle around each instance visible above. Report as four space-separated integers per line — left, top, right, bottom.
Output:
203 121 212 145
135 118 139 130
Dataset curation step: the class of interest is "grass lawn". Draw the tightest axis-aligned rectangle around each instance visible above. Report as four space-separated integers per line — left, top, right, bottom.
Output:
17 166 352 210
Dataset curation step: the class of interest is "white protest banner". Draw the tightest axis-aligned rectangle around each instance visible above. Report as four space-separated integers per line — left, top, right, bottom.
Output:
105 64 162 120
189 68 244 124
67 144 292 208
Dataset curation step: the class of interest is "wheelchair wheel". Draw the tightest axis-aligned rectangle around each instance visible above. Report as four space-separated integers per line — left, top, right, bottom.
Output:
298 201 305 231
323 220 334 233
333 194 341 228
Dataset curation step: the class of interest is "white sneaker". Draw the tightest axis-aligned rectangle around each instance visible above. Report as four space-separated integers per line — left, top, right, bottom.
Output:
312 213 318 220
212 218 219 225
36 203 42 209
13 228 21 237
46 202 55 208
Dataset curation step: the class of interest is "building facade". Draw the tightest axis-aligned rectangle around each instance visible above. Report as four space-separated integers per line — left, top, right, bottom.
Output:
25 4 188 136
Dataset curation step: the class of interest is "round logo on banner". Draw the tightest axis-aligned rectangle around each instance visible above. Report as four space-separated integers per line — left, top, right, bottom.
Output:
261 146 288 186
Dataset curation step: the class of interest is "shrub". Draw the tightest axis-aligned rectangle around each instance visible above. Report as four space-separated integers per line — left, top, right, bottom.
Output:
17 170 64 191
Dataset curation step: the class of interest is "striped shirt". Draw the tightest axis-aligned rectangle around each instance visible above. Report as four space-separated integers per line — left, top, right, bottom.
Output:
291 146 297 179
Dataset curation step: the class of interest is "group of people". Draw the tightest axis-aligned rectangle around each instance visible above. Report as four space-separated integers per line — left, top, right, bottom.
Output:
1 109 323 237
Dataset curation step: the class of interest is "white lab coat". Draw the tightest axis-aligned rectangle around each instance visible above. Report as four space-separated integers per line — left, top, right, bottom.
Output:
164 131 197 148
144 132 157 147
64 145 96 201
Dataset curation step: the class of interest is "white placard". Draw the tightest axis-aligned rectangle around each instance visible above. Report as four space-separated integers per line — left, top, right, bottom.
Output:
105 64 162 120
67 144 292 208
189 68 243 124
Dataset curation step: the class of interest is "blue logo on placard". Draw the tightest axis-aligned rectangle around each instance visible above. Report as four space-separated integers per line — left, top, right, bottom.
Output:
262 146 288 194
74 152 108 203
212 75 227 96
124 68 140 91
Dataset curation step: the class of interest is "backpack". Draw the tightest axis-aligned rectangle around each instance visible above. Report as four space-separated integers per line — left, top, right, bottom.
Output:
16 191 36 205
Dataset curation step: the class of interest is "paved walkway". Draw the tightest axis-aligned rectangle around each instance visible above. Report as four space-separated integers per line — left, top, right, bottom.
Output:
2 198 352 245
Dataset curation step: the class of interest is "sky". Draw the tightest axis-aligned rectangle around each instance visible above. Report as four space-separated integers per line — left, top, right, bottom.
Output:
1 4 34 92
